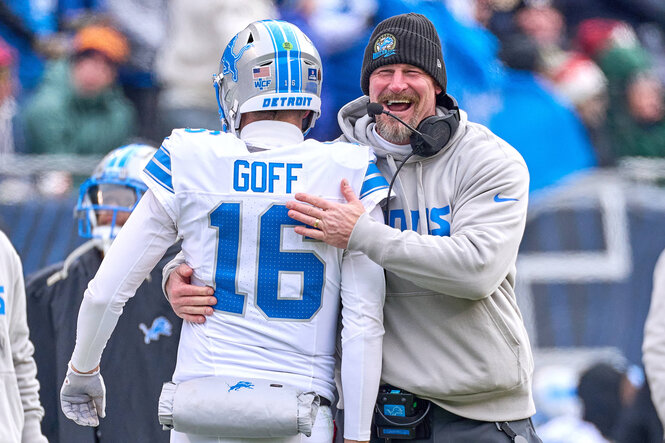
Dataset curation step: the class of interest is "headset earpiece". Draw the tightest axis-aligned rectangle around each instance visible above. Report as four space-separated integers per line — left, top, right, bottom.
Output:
410 93 460 157
410 115 452 156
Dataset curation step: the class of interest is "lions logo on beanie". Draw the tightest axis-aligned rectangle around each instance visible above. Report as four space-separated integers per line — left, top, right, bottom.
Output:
373 33 397 59
361 13 446 97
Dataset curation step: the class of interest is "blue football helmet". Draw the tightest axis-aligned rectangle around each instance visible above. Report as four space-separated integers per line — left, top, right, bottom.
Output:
76 144 157 250
213 19 323 135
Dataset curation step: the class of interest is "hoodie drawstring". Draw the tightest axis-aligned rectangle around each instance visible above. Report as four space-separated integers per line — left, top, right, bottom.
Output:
416 162 428 235
386 154 416 232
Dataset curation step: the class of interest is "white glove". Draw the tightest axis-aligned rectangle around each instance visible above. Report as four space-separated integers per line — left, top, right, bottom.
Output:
60 364 106 426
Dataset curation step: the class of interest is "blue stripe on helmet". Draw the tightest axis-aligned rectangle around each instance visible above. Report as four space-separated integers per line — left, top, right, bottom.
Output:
117 145 138 168
260 20 282 93
106 150 120 168
278 21 302 93
263 20 298 94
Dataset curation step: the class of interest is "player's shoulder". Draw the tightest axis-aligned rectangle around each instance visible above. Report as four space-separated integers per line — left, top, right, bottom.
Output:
0 230 14 251
164 128 243 153
0 231 21 269
303 138 373 165
317 138 369 151
169 127 228 139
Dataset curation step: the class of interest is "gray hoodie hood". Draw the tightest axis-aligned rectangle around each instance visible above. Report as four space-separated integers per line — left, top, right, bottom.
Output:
337 95 466 162
337 95 469 234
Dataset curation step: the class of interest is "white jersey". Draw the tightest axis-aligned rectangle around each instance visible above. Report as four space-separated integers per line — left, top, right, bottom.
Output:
144 126 386 402
71 121 387 439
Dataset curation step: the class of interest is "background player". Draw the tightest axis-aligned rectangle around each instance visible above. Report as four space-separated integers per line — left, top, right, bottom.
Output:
59 20 387 443
27 144 182 443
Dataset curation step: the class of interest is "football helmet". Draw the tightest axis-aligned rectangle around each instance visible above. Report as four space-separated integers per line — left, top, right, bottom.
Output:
76 144 157 252
213 20 323 135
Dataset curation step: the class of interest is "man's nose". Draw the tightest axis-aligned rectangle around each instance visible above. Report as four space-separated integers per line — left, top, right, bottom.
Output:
387 71 408 93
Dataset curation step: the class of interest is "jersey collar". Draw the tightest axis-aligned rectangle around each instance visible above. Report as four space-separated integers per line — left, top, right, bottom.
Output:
240 121 304 148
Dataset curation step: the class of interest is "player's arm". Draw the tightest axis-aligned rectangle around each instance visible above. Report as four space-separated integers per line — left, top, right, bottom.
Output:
71 190 177 370
62 190 178 425
339 203 385 442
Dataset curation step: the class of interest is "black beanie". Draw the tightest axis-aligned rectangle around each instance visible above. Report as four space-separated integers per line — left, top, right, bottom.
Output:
361 13 446 96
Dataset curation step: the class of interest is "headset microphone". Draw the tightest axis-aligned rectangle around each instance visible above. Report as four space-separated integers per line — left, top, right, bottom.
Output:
366 103 443 156
366 102 417 224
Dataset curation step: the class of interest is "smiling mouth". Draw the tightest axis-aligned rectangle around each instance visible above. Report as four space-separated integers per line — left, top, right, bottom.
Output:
385 99 413 113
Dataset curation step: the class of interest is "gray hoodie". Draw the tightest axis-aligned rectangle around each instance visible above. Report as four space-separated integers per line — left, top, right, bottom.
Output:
0 231 46 442
337 96 536 421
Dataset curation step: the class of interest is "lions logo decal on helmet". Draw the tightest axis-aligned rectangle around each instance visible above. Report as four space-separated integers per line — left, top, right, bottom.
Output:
222 34 253 82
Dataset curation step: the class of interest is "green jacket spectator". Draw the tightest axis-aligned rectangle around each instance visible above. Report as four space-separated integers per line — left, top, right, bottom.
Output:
598 44 665 159
23 25 136 155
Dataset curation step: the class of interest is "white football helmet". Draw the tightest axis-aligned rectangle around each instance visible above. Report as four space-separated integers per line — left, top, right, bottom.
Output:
75 144 157 252
213 19 323 135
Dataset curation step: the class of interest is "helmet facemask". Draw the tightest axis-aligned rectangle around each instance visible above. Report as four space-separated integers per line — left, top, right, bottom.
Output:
75 144 156 253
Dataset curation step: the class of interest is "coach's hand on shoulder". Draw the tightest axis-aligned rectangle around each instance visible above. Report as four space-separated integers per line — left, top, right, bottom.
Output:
166 263 216 323
287 179 365 249
60 363 106 426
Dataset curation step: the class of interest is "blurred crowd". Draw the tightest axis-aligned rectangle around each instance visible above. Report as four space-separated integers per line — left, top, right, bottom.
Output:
483 0 665 166
531 349 663 443
1 0 665 199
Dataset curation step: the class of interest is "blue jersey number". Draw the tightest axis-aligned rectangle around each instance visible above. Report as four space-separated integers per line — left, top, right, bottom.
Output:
209 203 324 320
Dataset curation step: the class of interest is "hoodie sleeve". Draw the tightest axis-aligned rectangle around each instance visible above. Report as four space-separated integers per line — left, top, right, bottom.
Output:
348 148 529 300
643 249 665 427
1 233 46 440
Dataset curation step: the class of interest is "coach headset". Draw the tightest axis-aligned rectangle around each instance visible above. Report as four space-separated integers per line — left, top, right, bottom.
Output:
366 92 460 157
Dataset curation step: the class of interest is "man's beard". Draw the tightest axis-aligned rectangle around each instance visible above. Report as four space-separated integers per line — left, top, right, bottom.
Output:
375 113 421 145
374 92 421 145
